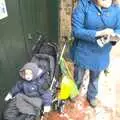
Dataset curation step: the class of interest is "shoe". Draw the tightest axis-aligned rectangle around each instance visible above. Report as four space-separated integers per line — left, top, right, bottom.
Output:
87 98 98 108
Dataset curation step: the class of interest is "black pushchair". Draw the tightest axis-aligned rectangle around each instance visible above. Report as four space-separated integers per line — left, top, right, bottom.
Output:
30 33 63 115
4 33 79 120
29 33 68 119
31 34 79 116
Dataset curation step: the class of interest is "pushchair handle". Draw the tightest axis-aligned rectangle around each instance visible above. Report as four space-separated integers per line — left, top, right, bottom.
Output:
59 36 68 63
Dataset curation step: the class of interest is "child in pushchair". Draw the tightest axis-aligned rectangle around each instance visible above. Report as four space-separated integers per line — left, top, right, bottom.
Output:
4 62 52 120
4 34 58 120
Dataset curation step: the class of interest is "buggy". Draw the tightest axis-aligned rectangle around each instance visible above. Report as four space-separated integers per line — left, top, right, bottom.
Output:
3 33 79 120
31 34 79 116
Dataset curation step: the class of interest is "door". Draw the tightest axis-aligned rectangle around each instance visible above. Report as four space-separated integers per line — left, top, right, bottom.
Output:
19 0 50 57
19 0 59 55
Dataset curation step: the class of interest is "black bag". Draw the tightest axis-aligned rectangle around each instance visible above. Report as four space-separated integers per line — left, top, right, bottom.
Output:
31 54 55 80
39 42 57 60
32 34 58 61
4 98 36 120
4 99 19 120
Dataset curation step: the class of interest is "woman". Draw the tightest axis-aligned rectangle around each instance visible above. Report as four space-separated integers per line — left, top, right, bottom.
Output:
71 0 120 107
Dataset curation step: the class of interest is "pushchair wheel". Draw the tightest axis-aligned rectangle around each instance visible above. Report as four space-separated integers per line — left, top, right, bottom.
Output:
54 100 66 113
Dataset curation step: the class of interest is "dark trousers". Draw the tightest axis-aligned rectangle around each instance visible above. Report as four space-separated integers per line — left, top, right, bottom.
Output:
74 65 101 100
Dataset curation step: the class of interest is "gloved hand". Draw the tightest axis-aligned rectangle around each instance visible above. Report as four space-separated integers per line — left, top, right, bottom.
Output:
43 106 51 113
4 92 12 101
96 28 114 37
110 33 120 42
96 33 120 47
96 35 110 47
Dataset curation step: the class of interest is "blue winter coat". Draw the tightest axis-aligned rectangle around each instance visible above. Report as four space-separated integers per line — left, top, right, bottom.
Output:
11 74 52 106
11 62 52 106
71 0 120 71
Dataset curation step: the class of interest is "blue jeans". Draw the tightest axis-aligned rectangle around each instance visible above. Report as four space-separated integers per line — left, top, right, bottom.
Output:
74 65 101 100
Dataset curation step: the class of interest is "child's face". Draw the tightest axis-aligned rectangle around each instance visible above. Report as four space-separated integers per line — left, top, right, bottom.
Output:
24 69 33 81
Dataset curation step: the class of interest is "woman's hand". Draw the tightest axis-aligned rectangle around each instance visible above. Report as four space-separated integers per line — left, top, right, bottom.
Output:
96 32 120 47
110 33 120 42
96 28 114 37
